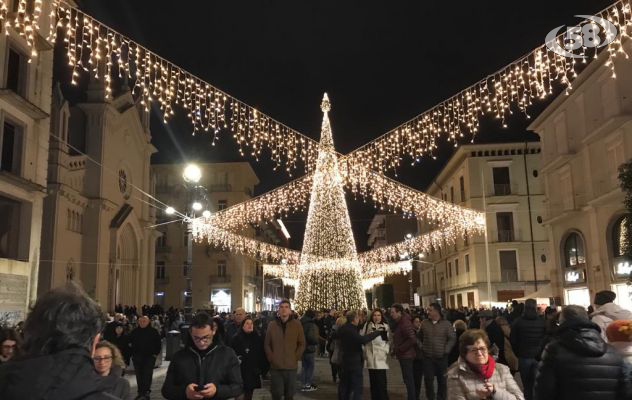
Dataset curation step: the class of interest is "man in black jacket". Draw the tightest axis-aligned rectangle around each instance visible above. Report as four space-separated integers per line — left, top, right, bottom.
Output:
299 309 320 392
162 312 243 400
534 305 630 400
130 315 162 399
337 311 383 400
510 299 545 400
0 282 121 400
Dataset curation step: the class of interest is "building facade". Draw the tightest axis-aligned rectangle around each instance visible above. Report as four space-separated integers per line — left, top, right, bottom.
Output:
152 162 264 313
366 214 419 307
39 81 158 311
0 2 55 324
529 48 632 309
418 142 550 308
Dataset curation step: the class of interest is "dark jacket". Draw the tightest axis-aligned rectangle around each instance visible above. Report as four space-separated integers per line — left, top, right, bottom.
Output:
510 309 546 359
534 319 630 400
420 318 456 359
264 316 305 370
485 319 506 364
110 333 131 364
448 328 465 365
230 330 268 392
392 314 417 359
338 322 381 370
301 315 320 354
129 325 162 358
0 348 121 400
161 338 243 400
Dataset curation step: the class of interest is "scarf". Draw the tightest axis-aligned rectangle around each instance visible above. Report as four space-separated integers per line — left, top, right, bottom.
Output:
467 353 495 380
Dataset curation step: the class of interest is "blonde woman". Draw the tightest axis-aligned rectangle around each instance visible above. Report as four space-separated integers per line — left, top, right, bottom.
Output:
94 340 130 399
328 316 347 383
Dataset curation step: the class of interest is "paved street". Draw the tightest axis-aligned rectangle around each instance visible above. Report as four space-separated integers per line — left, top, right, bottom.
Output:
126 355 416 399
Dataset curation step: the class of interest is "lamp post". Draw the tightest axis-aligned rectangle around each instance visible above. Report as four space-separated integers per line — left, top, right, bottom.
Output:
181 163 210 316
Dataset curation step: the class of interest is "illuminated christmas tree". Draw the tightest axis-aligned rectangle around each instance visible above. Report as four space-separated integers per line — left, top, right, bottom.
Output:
294 94 367 311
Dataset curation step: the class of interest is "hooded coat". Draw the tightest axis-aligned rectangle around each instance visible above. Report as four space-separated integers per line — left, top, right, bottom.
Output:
533 319 630 400
591 303 632 342
0 348 121 400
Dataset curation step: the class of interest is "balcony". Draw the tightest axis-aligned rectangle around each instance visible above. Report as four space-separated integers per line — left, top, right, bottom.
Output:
493 184 511 196
500 270 518 282
209 274 231 284
497 230 515 242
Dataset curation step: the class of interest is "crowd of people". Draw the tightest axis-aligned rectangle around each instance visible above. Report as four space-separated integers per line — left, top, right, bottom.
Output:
0 282 631 400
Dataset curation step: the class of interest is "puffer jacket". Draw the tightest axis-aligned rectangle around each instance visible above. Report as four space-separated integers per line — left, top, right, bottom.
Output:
533 319 630 400
591 303 632 342
0 348 121 400
392 314 417 359
420 318 456 359
362 321 390 369
447 357 524 400
510 308 546 359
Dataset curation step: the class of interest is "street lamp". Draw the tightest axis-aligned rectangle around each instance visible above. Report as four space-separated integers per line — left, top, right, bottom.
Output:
202 210 211 218
165 206 175 215
192 202 203 211
183 163 202 183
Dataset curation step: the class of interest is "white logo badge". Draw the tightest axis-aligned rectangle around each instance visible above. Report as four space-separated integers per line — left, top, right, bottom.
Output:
545 15 618 59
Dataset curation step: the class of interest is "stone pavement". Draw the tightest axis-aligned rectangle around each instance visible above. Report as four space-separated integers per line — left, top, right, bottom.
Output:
126 355 415 399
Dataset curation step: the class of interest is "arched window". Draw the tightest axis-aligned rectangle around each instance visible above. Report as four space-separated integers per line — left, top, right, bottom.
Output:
564 232 586 269
612 215 630 258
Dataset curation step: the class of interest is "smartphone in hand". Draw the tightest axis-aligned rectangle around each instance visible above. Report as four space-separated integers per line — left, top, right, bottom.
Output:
194 385 204 392
380 330 388 341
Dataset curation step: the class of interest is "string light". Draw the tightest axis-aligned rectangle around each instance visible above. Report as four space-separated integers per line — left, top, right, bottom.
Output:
3 2 629 178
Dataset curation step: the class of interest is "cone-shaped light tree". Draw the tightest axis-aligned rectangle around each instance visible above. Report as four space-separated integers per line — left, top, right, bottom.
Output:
294 94 367 311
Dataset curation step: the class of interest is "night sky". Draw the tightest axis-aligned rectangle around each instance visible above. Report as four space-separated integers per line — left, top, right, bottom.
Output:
61 0 615 250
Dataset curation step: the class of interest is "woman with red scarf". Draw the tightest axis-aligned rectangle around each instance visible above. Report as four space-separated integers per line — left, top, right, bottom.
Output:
446 329 524 400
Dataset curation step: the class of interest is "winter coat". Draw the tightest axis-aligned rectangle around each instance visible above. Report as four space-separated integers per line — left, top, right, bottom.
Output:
161 341 243 400
533 319 630 400
105 366 130 400
0 348 122 400
110 333 131 364
447 358 525 400
510 309 546 359
392 314 417 359
338 322 382 371
301 315 320 354
500 323 519 372
414 328 424 360
129 325 162 358
420 318 456 359
448 329 465 365
264 316 305 370
230 330 268 392
591 303 632 342
362 321 391 370
484 320 507 365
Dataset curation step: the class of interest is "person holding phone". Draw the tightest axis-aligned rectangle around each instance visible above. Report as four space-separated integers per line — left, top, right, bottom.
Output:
162 312 243 399
362 309 391 400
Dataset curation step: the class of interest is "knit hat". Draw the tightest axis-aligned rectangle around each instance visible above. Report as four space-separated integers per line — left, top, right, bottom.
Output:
606 320 632 343
594 290 616 306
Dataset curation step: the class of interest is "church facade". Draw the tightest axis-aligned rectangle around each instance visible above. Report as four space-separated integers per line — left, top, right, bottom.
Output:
39 81 158 311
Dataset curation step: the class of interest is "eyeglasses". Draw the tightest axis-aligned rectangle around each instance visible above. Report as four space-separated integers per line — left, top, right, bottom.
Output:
93 356 113 362
467 347 488 354
192 335 213 343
